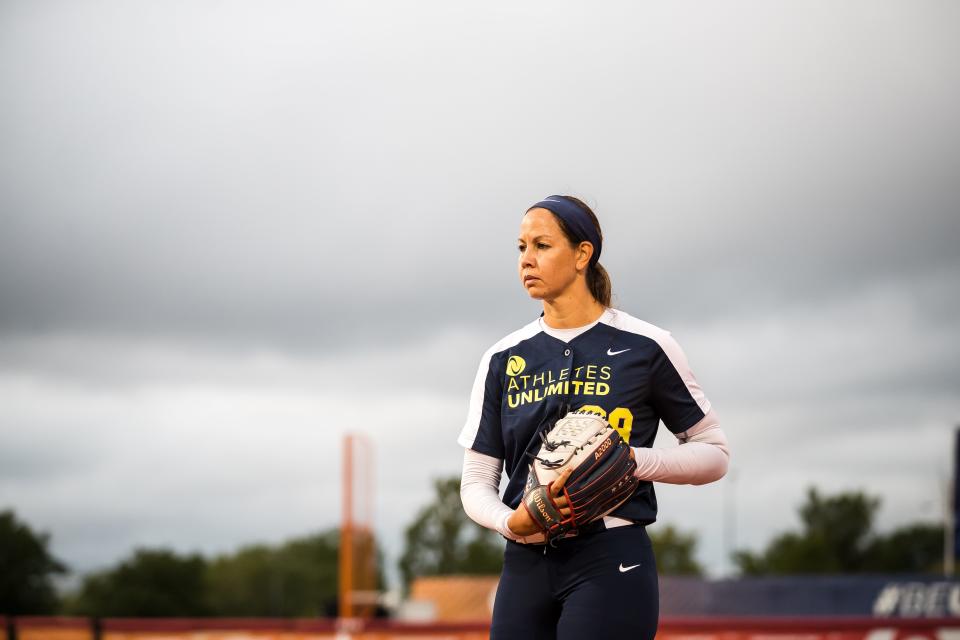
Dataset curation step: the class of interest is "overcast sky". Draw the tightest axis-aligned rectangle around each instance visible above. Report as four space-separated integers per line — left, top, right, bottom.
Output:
1 0 958 587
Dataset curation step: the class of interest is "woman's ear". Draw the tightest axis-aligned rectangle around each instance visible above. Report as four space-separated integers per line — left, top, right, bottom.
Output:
576 242 594 272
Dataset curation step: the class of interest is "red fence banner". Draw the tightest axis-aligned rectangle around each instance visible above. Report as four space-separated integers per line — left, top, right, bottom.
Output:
6 616 960 640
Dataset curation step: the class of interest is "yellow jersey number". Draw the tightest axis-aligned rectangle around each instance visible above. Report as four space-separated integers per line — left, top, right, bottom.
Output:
579 405 634 443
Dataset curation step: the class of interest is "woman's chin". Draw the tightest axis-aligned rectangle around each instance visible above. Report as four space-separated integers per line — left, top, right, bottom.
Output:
523 284 546 300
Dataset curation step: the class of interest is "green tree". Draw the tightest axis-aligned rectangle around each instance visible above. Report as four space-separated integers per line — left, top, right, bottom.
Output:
398 477 503 590
68 548 208 616
0 509 67 614
206 529 342 616
735 488 879 574
734 487 943 575
863 523 943 573
649 524 702 575
735 487 879 574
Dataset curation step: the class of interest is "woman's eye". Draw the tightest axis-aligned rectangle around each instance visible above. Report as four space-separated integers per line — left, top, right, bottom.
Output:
518 245 526 253
537 243 550 250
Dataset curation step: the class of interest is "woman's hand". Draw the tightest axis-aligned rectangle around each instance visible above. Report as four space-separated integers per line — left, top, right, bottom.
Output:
507 467 573 537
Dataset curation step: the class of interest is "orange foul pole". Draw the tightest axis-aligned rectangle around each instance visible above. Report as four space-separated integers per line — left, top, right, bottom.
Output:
339 434 354 618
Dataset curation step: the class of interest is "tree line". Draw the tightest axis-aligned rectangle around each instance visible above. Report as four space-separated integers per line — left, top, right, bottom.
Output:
1 514 347 617
1 483 946 615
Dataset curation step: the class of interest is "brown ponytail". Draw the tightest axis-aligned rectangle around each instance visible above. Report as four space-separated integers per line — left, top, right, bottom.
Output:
586 261 612 308
550 196 613 307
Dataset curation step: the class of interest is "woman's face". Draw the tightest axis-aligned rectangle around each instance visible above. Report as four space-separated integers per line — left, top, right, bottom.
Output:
518 208 592 301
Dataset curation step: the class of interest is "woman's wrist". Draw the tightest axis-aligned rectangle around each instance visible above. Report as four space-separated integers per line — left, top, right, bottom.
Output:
506 510 523 535
507 504 539 537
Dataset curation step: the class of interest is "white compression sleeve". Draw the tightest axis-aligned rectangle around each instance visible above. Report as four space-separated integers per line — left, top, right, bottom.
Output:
460 449 546 544
632 409 730 485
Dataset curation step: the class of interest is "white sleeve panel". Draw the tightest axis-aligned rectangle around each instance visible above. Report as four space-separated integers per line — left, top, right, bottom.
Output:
457 348 497 449
652 330 712 415
631 410 729 485
604 310 712 416
460 449 545 544
457 320 542 450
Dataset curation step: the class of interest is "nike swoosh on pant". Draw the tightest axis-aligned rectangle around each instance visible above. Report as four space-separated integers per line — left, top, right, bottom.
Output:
619 563 641 573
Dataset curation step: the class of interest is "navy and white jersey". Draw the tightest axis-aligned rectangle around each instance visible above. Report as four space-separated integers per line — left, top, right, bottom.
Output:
458 308 712 525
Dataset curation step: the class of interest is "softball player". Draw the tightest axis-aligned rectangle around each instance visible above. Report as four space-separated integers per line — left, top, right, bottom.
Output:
458 195 730 640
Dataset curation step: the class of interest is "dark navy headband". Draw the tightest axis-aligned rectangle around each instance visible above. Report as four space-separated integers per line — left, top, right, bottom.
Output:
526 195 602 267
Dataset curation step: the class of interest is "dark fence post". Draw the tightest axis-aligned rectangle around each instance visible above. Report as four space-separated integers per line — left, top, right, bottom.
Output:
6 617 16 640
91 618 102 640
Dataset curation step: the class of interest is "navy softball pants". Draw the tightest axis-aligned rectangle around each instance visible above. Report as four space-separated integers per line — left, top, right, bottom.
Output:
490 525 659 640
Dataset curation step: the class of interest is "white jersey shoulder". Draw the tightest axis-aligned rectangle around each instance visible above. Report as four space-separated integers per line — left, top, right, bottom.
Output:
482 318 543 361
601 308 673 342
458 318 542 450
